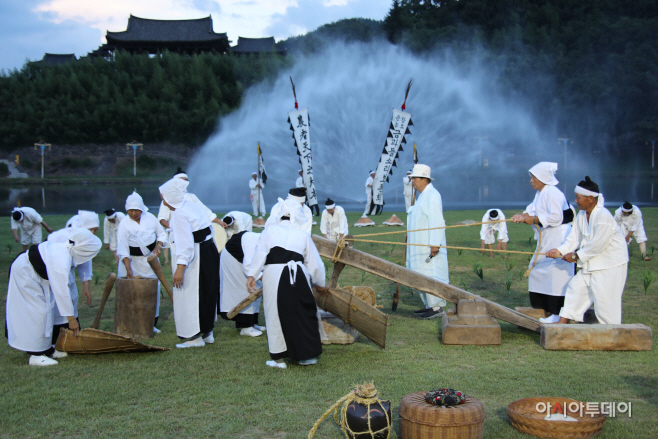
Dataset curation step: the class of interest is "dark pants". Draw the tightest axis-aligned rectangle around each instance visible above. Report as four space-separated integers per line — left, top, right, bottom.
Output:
198 239 220 335
529 292 565 315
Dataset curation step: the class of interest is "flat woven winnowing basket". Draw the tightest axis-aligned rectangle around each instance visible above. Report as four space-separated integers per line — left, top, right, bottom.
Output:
55 328 169 354
507 397 606 438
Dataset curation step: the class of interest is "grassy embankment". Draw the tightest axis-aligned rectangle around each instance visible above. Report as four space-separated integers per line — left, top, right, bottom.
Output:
0 210 656 438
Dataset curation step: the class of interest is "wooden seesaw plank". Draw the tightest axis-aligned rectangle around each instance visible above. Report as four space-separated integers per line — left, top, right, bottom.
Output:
312 235 541 332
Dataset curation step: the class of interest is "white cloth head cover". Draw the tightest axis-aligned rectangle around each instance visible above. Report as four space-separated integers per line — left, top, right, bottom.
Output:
125 191 149 212
528 162 559 185
159 178 189 209
174 173 188 181
287 193 306 203
271 197 308 227
575 186 605 208
74 210 100 229
409 164 434 180
68 228 102 266
252 172 258 176
621 205 633 213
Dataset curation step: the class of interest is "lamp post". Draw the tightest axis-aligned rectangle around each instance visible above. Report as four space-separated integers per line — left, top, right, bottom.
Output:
34 140 51 179
126 140 143 176
558 138 570 170
473 136 488 167
650 140 656 169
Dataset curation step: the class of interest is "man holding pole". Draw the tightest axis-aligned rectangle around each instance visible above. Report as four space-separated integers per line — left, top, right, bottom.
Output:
406 164 448 319
249 172 266 217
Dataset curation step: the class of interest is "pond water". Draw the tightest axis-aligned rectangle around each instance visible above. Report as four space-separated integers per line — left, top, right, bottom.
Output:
2 173 656 217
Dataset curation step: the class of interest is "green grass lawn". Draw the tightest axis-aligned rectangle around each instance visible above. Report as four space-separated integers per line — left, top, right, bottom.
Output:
0 209 656 438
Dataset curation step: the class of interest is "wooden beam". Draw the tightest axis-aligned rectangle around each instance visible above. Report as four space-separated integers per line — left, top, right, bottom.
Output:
540 324 653 351
312 235 541 332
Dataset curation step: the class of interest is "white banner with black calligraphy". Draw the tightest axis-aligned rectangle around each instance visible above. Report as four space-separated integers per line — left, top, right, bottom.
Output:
288 108 318 207
372 109 412 208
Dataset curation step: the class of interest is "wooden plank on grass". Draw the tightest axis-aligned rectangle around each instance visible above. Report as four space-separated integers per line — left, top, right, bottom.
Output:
312 235 541 332
540 324 653 351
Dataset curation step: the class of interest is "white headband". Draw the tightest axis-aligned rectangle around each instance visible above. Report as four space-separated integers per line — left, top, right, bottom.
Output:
621 206 633 213
287 194 306 203
106 212 116 219
575 186 599 197
325 204 336 209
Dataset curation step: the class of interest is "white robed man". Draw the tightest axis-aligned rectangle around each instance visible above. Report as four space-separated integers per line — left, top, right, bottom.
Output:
363 170 376 216
546 176 629 324
320 198 348 242
296 169 304 188
103 208 125 264
614 201 651 261
221 211 253 239
47 210 99 347
479 209 509 258
247 198 326 369
158 168 227 263
249 171 266 216
219 230 266 336
160 177 220 348
265 188 313 235
117 192 167 334
6 229 101 366
403 170 413 211
511 162 574 323
11 206 54 252
406 164 448 319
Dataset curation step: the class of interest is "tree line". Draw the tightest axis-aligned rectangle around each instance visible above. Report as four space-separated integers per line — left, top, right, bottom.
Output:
0 51 289 149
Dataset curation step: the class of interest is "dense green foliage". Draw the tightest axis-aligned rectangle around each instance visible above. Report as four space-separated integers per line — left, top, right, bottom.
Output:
382 0 658 151
280 18 384 55
0 51 289 149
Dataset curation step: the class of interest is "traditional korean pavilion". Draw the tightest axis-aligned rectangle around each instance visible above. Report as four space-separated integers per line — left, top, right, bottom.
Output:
39 53 76 65
89 15 230 59
230 37 286 56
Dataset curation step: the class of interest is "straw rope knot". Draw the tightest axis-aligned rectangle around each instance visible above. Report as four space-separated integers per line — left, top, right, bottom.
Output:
331 237 347 263
308 382 391 439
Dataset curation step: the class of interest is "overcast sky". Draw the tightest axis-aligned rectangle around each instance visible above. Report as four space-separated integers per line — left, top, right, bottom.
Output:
0 0 390 72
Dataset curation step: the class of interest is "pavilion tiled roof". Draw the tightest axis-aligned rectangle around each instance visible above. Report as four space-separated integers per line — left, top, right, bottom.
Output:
106 15 227 43
41 53 76 65
231 37 280 53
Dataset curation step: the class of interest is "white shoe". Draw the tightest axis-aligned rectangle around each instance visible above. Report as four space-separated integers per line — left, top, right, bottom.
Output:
52 350 68 359
240 327 263 337
539 314 561 324
175 338 206 349
202 333 215 344
29 355 58 366
299 358 318 366
152 327 161 334
266 360 287 369
253 325 266 332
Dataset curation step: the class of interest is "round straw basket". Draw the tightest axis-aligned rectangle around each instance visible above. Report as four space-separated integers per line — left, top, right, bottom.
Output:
507 397 606 438
398 392 484 439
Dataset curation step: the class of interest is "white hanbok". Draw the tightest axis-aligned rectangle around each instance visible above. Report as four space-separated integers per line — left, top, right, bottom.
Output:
406 183 448 308
614 205 647 244
247 220 326 360
557 195 628 324
47 228 93 325
116 212 167 318
403 175 413 211
265 200 313 235
103 212 125 251
320 206 349 242
249 178 266 216
220 232 262 318
480 209 509 244
363 176 374 215
169 200 217 338
524 185 574 297
11 207 43 245
296 176 304 188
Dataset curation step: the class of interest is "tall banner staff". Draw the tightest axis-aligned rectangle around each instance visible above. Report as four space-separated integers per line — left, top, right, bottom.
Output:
369 80 414 215
253 143 267 228
392 142 418 311
288 77 319 215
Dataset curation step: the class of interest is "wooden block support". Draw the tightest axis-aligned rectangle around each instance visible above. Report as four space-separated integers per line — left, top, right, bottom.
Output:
441 314 501 345
458 300 489 316
541 324 653 351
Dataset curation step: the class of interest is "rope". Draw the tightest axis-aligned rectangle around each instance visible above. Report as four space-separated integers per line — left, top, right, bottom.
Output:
308 383 391 439
332 218 545 278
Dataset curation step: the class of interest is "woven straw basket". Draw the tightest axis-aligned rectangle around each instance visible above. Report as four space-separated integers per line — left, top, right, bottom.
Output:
398 392 484 439
507 397 606 438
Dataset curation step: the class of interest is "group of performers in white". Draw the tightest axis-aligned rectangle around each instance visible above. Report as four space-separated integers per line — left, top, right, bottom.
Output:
4 160 650 366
